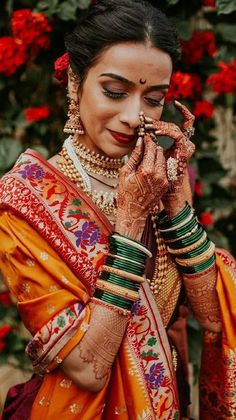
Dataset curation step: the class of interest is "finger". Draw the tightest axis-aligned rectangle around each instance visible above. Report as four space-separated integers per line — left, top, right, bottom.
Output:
125 137 144 173
138 135 157 173
174 100 195 129
151 121 184 143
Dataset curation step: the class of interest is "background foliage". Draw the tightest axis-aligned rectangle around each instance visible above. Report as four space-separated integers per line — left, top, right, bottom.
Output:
0 0 235 374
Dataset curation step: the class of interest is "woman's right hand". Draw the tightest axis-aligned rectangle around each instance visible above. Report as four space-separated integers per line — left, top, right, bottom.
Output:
115 135 168 241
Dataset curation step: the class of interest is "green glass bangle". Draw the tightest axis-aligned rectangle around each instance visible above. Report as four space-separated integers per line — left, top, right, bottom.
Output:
109 235 148 258
100 271 139 291
157 202 191 227
112 232 144 247
161 217 198 240
94 289 132 310
167 227 204 249
179 255 216 274
176 239 210 259
105 256 144 276
109 244 147 264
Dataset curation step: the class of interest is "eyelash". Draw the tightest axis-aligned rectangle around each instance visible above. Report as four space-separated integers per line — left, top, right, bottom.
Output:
102 87 164 108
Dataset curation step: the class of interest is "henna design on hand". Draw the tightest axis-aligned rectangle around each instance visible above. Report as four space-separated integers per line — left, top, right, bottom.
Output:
143 101 196 216
115 135 168 240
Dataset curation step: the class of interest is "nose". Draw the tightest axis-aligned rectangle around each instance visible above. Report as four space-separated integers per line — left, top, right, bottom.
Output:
119 96 141 129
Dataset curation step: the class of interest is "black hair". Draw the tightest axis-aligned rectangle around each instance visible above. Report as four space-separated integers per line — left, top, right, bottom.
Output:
65 0 180 82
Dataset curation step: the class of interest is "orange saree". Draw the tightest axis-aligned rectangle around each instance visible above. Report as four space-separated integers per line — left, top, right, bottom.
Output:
0 150 235 419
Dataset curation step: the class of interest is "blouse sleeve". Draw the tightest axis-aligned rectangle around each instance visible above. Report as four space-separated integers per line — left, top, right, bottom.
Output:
0 210 91 373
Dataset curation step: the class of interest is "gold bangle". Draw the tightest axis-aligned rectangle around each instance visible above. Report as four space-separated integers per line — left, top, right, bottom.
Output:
164 225 199 243
175 242 215 267
100 265 144 284
106 253 145 268
158 212 194 232
112 234 152 258
96 279 139 301
167 231 207 255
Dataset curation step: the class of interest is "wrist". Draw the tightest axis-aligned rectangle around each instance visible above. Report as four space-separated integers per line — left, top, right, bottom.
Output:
162 193 186 219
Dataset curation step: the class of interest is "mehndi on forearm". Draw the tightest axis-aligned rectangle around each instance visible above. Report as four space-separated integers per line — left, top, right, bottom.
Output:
156 203 221 332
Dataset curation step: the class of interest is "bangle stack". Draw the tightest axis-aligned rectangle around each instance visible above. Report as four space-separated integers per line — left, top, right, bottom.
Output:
157 203 215 274
93 233 152 313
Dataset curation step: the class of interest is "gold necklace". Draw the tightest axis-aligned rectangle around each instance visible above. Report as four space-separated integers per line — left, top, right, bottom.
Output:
58 146 117 217
73 137 124 179
147 212 168 296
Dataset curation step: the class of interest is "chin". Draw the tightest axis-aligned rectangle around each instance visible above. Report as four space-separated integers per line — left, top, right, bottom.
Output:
104 144 135 160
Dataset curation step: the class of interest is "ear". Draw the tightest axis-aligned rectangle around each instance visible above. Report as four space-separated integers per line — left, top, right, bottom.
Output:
67 66 80 102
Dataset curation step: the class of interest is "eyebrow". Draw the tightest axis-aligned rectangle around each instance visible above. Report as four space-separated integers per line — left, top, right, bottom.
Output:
99 72 170 91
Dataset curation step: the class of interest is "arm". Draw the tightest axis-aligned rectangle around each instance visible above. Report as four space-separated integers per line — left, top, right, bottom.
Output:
144 102 221 332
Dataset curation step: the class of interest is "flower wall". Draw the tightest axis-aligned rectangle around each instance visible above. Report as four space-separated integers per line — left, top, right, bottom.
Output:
0 0 235 370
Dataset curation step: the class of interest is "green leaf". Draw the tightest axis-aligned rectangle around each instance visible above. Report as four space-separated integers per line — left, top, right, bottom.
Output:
57 0 79 21
36 0 60 16
77 0 92 9
147 337 157 346
216 23 236 43
166 0 180 4
0 138 23 171
216 0 236 14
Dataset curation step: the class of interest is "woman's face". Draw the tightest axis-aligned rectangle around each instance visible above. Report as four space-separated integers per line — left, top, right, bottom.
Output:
78 42 173 158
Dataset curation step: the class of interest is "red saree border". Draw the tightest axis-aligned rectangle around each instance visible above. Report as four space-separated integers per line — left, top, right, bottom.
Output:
0 150 113 293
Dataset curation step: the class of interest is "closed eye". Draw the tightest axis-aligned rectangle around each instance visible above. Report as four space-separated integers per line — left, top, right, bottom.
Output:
144 97 164 107
102 87 126 99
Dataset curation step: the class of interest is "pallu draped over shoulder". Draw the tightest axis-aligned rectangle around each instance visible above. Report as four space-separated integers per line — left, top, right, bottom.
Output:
0 150 235 419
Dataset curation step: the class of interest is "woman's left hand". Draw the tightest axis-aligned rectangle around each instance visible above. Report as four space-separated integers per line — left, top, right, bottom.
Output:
144 100 195 215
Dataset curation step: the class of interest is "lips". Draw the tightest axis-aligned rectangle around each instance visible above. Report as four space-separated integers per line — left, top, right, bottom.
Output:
108 129 136 144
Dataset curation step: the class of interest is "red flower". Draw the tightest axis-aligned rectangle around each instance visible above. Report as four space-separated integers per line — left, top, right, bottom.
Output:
193 100 214 119
194 180 204 197
0 36 28 76
207 60 236 95
0 292 12 306
166 72 202 101
181 31 216 65
202 0 216 7
0 340 5 352
11 9 52 56
24 105 50 123
0 325 12 339
54 52 69 87
199 211 214 226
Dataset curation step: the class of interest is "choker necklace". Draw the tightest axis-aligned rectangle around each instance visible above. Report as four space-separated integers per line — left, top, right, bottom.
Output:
73 136 124 179
57 137 117 217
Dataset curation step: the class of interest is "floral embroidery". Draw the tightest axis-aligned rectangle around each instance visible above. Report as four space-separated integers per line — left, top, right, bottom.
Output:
145 362 165 390
69 403 83 414
40 252 49 261
60 378 72 388
25 302 85 374
26 258 35 266
19 163 45 180
0 151 109 293
75 221 101 249
129 295 178 416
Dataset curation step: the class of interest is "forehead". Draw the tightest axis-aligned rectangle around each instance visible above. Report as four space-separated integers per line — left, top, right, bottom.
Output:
88 42 173 84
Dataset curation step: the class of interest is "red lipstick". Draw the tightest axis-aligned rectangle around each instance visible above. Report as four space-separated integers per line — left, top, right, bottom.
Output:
108 129 136 144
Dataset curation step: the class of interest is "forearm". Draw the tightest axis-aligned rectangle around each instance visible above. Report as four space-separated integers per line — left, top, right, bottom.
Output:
61 301 128 392
183 265 221 332
156 202 221 332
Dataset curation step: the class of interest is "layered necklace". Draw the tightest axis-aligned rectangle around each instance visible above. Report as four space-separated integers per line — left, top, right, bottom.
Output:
57 136 124 217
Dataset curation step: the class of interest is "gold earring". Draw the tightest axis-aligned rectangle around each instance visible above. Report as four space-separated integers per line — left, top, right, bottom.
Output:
64 66 84 135
63 98 84 135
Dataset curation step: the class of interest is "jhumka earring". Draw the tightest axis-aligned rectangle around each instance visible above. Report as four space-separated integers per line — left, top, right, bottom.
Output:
63 67 84 135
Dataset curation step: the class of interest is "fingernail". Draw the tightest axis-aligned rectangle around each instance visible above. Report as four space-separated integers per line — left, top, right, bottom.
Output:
174 100 181 106
136 137 143 146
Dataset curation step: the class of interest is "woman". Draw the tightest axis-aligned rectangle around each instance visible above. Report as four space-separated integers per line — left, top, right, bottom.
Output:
0 1 235 418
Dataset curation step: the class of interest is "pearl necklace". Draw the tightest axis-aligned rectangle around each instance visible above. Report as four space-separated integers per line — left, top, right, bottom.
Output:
73 136 124 179
58 138 117 217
